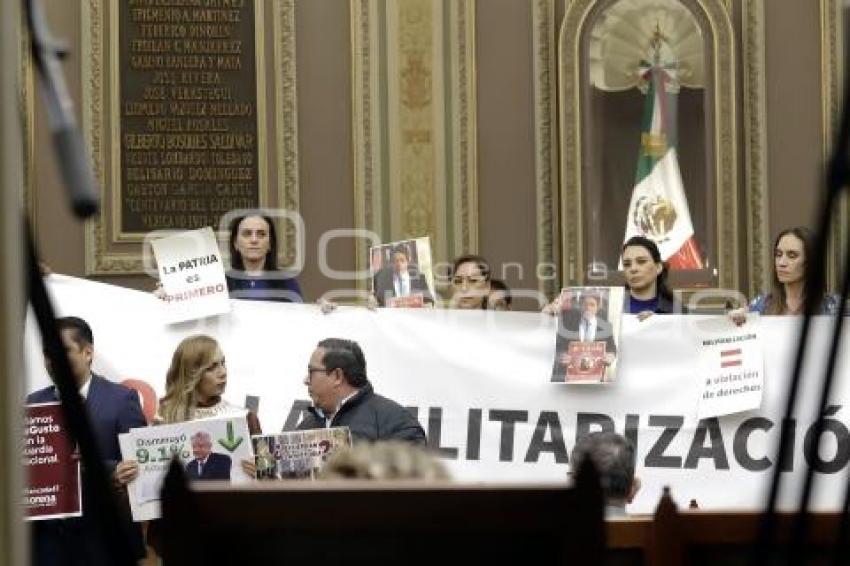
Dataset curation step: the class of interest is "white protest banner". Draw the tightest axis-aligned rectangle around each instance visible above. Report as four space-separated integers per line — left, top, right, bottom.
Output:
694 315 765 419
151 227 229 323
119 415 254 521
25 275 850 514
23 403 82 521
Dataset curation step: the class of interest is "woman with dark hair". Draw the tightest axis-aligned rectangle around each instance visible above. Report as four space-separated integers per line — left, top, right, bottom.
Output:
736 226 840 318
545 236 677 319
621 235 676 317
226 214 302 302
448 254 492 309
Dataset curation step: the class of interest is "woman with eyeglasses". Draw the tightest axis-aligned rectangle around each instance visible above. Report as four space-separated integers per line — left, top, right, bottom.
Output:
448 254 492 309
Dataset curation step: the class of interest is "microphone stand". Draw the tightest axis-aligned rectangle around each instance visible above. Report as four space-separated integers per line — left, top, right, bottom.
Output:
753 24 850 565
25 0 135 562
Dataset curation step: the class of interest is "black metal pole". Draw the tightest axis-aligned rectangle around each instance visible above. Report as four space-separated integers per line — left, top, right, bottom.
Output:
26 225 136 565
753 23 850 566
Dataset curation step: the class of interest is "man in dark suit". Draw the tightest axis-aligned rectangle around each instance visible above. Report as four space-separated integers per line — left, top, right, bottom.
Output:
552 292 618 381
372 244 434 306
186 431 232 480
27 316 147 566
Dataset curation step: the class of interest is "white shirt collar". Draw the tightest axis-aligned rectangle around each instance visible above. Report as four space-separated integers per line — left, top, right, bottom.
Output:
54 373 93 400
317 390 360 427
78 375 93 399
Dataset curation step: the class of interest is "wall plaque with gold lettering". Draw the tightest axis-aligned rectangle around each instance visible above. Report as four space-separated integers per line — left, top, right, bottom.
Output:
82 0 298 275
118 0 262 237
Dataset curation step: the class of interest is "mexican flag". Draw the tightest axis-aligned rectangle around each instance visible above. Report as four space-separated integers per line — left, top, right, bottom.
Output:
622 58 703 269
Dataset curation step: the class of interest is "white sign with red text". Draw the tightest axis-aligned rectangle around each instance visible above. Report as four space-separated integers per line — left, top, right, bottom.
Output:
151 227 229 323
694 315 765 419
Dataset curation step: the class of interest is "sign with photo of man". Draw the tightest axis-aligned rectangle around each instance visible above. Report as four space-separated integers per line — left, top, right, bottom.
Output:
551 287 625 383
119 416 253 521
370 237 436 307
185 431 232 481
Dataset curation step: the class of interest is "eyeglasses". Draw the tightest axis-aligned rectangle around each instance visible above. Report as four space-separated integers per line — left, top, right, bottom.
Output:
306 366 329 382
451 275 486 286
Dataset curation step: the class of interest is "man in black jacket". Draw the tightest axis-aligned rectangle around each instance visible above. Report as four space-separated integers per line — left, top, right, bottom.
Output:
296 338 426 444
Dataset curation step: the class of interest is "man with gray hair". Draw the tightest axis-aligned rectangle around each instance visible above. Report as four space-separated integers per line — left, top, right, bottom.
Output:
570 431 641 517
186 430 232 480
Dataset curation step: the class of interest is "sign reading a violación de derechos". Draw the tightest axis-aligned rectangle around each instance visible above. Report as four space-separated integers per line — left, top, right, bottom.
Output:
23 403 82 521
151 227 230 323
694 316 764 419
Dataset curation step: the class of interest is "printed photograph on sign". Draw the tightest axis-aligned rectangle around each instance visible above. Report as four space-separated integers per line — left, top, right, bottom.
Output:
253 427 352 480
550 287 624 384
119 416 254 521
369 237 435 308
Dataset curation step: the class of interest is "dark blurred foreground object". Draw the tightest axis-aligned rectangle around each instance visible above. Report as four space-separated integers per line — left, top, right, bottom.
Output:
606 488 847 566
160 458 605 565
26 0 138 563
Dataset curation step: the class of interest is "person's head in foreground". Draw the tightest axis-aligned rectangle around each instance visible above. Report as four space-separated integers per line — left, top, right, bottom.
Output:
570 431 640 516
319 441 450 480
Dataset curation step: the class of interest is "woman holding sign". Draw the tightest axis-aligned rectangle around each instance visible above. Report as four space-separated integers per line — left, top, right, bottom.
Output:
731 227 842 322
545 236 677 319
620 236 677 318
226 214 303 302
147 335 259 555
158 334 262 436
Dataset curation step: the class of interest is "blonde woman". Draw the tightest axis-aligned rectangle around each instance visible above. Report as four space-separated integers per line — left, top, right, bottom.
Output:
159 334 260 431
159 335 259 477
148 335 259 555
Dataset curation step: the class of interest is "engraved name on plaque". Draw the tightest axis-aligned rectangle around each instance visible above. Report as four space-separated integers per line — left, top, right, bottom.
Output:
119 0 260 235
